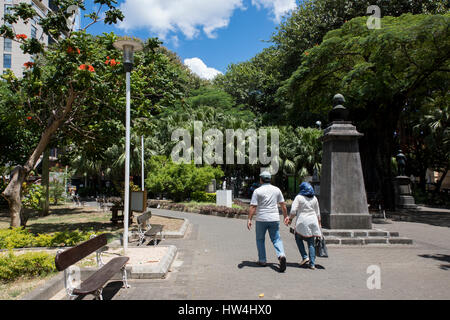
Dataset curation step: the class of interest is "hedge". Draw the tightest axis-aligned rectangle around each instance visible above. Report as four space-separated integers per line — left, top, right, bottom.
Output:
0 227 102 249
0 251 57 282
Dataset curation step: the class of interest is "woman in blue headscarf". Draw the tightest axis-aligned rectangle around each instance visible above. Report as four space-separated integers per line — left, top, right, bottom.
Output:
287 182 322 270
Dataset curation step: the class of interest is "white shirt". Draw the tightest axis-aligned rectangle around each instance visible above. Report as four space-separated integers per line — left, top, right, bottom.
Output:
250 183 285 222
290 194 322 237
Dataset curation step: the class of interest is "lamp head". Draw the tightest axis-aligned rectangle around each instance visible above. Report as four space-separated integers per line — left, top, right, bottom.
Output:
113 38 143 72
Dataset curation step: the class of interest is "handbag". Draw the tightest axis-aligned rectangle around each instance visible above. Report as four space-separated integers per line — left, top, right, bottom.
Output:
315 236 328 258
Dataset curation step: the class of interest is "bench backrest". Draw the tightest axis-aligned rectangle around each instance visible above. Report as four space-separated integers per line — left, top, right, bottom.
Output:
54 233 107 271
137 211 152 225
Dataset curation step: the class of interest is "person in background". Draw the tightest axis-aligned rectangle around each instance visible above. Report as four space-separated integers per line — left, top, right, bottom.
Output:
248 182 260 198
287 182 322 270
247 171 289 272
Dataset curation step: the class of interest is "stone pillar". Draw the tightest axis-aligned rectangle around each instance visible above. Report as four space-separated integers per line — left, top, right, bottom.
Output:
319 94 372 229
311 168 320 203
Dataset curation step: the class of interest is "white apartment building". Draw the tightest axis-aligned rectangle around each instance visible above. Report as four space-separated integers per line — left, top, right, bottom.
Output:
0 0 51 76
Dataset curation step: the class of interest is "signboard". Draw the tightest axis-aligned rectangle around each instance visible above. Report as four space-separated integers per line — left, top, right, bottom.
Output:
130 190 147 212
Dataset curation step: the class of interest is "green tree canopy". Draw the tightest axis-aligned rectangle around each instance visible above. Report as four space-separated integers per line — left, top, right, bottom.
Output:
278 13 450 207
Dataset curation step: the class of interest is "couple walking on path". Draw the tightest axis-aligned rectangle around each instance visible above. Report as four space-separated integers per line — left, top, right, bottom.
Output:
247 171 322 271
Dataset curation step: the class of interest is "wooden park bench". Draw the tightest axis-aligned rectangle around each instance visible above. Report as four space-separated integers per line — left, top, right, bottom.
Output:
55 233 130 300
136 211 164 246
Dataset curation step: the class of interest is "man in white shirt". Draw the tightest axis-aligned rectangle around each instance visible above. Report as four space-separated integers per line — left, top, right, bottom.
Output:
247 171 289 272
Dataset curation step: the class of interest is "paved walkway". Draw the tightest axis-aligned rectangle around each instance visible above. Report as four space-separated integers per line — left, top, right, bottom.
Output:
103 209 450 300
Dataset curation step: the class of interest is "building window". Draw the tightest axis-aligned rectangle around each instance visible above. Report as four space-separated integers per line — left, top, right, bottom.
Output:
3 38 12 52
4 4 13 27
32 3 42 24
31 25 37 39
3 54 12 69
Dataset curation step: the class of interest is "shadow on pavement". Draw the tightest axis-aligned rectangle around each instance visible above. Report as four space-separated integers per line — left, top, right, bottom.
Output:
238 260 325 272
28 222 121 233
238 261 276 269
418 253 450 271
387 211 450 228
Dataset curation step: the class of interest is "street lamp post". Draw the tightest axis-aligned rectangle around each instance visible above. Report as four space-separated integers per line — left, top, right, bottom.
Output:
113 38 143 255
141 135 144 191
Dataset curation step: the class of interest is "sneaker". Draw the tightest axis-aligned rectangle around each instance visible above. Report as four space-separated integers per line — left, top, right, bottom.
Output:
278 256 287 272
257 261 267 267
309 265 316 270
299 258 310 266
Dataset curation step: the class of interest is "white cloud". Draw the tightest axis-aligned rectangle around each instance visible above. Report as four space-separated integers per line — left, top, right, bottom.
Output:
118 0 245 40
252 0 297 22
184 58 222 80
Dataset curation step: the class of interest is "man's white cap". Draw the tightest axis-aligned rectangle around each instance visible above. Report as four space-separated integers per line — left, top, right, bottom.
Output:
260 171 271 180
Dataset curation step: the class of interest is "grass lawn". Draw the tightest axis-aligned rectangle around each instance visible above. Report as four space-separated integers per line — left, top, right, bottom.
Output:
0 273 56 300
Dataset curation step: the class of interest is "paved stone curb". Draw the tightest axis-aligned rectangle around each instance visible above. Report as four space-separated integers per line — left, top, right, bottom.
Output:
160 216 189 239
107 216 189 246
130 245 177 279
21 273 64 300
74 245 178 280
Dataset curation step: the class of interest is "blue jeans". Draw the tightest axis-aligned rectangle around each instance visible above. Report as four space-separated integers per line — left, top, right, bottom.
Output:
295 233 316 267
255 221 285 263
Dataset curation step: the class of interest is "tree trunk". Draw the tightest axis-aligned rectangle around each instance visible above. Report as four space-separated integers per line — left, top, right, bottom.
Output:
1 90 76 227
41 148 50 216
2 166 27 227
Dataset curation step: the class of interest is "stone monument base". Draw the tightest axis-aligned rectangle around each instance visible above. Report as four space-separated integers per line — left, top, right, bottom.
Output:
393 176 417 211
323 213 372 229
322 228 413 245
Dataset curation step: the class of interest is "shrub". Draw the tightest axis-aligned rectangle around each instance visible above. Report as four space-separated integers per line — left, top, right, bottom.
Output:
21 183 44 211
145 156 224 202
191 191 216 202
0 227 101 249
0 228 36 249
34 230 99 247
0 251 56 282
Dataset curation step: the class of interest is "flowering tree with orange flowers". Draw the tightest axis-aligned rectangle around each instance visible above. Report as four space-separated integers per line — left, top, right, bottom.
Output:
0 0 126 227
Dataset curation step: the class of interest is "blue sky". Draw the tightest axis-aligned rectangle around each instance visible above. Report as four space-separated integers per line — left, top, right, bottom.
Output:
80 0 299 79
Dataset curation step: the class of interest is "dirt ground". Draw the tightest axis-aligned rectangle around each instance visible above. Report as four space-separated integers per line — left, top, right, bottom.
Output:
0 204 185 233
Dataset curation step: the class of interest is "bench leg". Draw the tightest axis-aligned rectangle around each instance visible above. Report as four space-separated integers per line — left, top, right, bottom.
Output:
122 266 130 289
94 288 103 300
138 233 145 246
